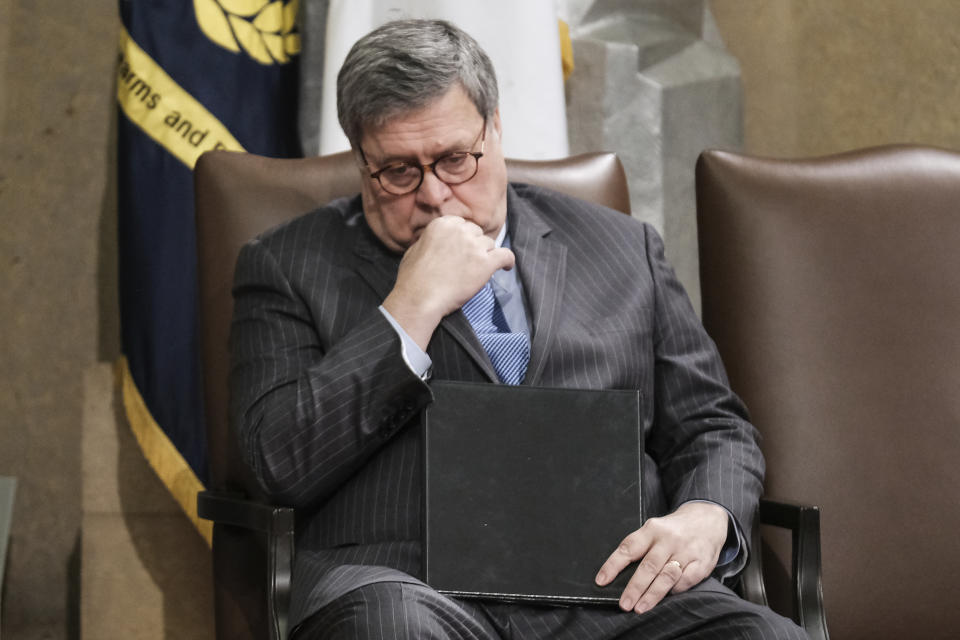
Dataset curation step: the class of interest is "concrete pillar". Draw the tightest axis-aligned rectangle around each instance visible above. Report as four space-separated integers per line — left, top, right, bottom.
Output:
564 0 742 312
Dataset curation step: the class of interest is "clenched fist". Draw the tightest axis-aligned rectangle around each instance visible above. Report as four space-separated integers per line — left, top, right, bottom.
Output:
382 216 515 349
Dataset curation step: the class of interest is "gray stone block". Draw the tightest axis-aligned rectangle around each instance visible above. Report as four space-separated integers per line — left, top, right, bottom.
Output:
566 1 742 313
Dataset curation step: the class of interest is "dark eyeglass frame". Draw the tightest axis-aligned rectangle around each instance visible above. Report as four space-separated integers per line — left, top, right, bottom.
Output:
359 119 487 196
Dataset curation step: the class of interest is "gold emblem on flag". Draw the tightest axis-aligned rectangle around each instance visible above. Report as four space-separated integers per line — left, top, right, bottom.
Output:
194 0 300 65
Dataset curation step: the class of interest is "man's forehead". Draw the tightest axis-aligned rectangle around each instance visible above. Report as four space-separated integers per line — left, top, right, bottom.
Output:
360 87 484 159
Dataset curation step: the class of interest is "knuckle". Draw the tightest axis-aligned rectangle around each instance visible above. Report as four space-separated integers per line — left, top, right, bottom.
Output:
655 574 676 592
617 531 646 557
661 564 682 580
641 517 671 539
637 558 659 575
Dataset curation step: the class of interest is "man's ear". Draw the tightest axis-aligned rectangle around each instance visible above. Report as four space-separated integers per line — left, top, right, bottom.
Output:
492 108 502 139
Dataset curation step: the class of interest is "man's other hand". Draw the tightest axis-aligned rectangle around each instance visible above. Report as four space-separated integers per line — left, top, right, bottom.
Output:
594 501 729 614
383 216 514 349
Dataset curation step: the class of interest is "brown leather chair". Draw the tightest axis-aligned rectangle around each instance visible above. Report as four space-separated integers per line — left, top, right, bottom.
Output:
194 149 631 640
697 145 960 640
194 149 825 640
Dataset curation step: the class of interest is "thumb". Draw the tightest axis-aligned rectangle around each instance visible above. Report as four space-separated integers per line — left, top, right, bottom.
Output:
489 246 516 272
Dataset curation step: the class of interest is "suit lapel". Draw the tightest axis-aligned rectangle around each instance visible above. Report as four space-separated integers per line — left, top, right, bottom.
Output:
438 312 499 382
507 187 567 386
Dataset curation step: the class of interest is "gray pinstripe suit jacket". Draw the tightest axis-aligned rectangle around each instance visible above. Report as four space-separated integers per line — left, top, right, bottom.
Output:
229 183 765 632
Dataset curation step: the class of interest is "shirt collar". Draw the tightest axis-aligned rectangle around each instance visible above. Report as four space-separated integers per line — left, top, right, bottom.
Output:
494 220 507 248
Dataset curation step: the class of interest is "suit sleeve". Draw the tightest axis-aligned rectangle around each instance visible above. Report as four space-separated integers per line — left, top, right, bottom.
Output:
642 225 764 564
229 237 432 508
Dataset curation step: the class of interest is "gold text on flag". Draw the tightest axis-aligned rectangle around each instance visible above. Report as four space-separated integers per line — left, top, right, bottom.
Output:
117 25 245 169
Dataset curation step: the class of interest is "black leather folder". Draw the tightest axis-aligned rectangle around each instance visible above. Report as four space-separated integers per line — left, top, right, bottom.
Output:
422 380 643 605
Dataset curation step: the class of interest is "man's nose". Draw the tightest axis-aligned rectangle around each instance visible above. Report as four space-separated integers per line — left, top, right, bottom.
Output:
415 168 452 208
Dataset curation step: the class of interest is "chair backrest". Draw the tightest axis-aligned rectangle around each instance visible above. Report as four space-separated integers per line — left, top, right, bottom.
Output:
696 145 960 639
194 149 631 493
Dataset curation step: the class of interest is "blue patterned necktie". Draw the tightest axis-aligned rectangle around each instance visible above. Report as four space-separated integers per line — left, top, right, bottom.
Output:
461 282 530 385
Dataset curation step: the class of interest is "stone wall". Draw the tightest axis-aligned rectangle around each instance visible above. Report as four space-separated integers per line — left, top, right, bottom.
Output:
1 1 214 638
2 1 118 636
710 0 960 157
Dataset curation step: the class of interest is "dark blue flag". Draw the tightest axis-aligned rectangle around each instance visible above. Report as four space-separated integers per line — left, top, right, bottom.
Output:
117 0 301 542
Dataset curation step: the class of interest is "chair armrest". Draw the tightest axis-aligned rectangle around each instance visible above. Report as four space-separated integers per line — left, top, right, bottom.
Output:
742 498 829 640
198 490 295 533
198 491 295 640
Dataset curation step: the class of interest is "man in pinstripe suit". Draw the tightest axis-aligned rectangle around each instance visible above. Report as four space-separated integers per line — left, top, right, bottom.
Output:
230 19 805 640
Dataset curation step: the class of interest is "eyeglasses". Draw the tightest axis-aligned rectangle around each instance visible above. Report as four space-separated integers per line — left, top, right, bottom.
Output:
359 120 486 196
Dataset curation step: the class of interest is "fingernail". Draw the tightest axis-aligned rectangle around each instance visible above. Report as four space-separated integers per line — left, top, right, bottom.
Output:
619 597 631 611
635 602 649 614
595 571 606 585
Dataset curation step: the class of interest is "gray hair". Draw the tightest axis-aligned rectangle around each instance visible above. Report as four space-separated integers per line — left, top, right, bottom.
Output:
336 19 499 149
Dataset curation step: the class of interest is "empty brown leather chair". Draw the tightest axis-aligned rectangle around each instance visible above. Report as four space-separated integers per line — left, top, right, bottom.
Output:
697 145 960 640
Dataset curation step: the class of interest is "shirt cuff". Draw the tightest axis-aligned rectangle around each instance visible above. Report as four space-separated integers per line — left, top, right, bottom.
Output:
379 306 433 380
686 499 746 578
